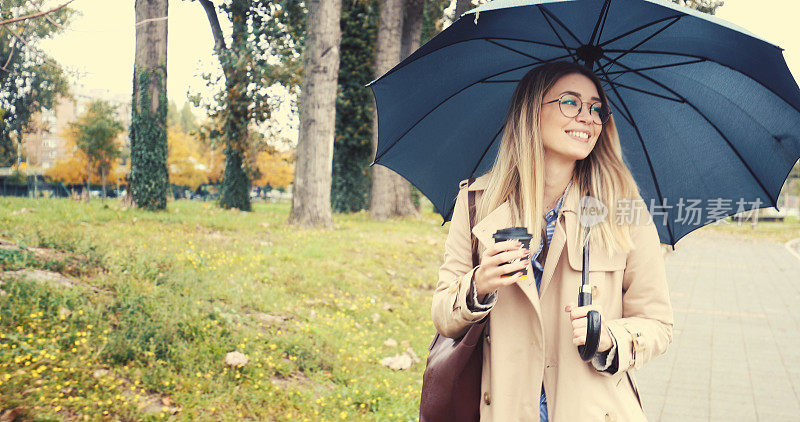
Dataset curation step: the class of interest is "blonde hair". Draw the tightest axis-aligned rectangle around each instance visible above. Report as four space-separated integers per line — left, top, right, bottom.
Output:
475 61 640 257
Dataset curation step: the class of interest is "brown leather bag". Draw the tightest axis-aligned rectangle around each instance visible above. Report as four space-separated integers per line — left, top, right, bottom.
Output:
419 177 485 422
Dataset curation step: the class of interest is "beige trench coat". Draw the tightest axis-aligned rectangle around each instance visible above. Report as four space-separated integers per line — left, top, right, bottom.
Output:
431 173 674 421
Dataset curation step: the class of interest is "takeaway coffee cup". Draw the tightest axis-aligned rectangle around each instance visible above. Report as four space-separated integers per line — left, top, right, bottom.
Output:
492 227 533 279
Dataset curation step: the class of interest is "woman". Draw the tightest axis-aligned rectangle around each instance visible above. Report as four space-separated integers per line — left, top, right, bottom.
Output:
431 61 674 421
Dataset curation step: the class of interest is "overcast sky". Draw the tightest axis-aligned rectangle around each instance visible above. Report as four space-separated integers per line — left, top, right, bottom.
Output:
35 0 800 140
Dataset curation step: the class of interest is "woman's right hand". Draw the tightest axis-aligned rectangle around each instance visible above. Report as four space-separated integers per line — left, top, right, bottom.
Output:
473 240 532 298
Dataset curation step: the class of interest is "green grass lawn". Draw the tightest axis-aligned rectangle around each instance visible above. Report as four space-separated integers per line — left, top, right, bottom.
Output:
0 197 448 421
1 197 798 421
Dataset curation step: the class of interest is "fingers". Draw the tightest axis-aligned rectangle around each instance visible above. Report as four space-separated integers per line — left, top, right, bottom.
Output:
496 259 529 277
484 240 529 264
486 248 531 270
485 239 523 256
564 303 604 320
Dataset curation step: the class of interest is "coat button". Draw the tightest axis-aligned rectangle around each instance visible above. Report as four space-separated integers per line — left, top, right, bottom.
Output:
483 391 491 405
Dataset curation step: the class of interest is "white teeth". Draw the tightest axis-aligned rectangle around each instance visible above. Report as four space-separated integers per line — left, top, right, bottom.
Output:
566 130 589 139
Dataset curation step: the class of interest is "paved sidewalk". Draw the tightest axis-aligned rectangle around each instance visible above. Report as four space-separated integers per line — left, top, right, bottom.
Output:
636 230 800 421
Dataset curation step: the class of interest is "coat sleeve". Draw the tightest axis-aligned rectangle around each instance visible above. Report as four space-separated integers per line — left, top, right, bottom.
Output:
431 186 494 339
604 207 674 375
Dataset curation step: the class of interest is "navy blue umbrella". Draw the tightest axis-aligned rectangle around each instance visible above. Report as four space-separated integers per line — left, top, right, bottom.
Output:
367 0 800 245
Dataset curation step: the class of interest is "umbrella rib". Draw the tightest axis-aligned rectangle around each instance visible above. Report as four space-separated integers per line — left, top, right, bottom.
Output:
367 37 575 87
538 6 582 45
537 6 579 62
588 0 612 47
601 48 800 116
598 14 684 48
372 53 575 164
596 63 677 246
595 0 612 47
604 58 705 76
596 16 683 74
606 57 779 208
597 77 684 103
486 39 543 62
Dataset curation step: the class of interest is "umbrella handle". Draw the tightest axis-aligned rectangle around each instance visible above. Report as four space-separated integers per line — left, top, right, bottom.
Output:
578 309 601 362
577 227 600 361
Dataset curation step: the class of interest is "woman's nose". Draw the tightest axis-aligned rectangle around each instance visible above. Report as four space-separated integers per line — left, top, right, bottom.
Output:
575 105 593 123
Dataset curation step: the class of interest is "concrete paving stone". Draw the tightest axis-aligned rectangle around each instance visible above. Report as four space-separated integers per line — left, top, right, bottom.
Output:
642 394 665 410
658 414 710 422
756 412 800 422
643 380 672 392
643 410 663 421
748 369 792 379
750 379 794 394
751 380 794 394
710 383 752 395
710 380 752 392
711 405 756 421
659 408 710 421
664 389 711 405
709 390 753 402
639 383 669 398
710 361 748 372
752 395 799 410
710 356 748 367
710 408 757 422
670 369 711 380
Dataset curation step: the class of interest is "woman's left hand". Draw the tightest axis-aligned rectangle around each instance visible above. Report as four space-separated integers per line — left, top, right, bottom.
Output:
565 303 613 353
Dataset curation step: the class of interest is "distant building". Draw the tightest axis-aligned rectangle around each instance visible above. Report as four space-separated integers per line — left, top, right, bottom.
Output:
20 88 131 173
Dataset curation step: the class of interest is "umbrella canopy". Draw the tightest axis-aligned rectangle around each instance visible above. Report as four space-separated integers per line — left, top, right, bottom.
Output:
367 0 800 245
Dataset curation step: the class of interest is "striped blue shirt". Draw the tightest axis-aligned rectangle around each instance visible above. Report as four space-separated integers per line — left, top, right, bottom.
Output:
533 180 571 422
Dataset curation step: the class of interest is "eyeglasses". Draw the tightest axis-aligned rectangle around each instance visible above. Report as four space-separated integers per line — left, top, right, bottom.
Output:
543 93 612 125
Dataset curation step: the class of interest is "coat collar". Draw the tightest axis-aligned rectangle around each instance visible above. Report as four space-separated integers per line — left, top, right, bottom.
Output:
467 174 581 250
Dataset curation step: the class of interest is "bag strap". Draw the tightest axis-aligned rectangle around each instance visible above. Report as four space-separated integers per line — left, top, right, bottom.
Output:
467 177 478 268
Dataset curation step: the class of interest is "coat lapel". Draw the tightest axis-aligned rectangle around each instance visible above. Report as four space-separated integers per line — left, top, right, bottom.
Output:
539 182 580 299
471 198 542 318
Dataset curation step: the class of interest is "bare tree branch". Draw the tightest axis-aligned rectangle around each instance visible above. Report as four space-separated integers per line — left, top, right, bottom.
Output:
0 0 75 27
2 26 60 69
27 0 67 30
198 0 226 51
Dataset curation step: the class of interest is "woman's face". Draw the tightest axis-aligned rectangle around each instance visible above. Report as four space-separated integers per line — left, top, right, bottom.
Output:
539 73 603 162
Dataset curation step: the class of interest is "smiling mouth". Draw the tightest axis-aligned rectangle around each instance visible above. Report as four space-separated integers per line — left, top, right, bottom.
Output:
565 130 591 142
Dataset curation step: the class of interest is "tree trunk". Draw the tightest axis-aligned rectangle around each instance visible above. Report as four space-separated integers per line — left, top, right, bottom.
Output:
216 0 252 211
131 0 168 210
401 0 425 60
370 0 418 220
453 0 472 22
86 160 91 200
288 0 343 228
